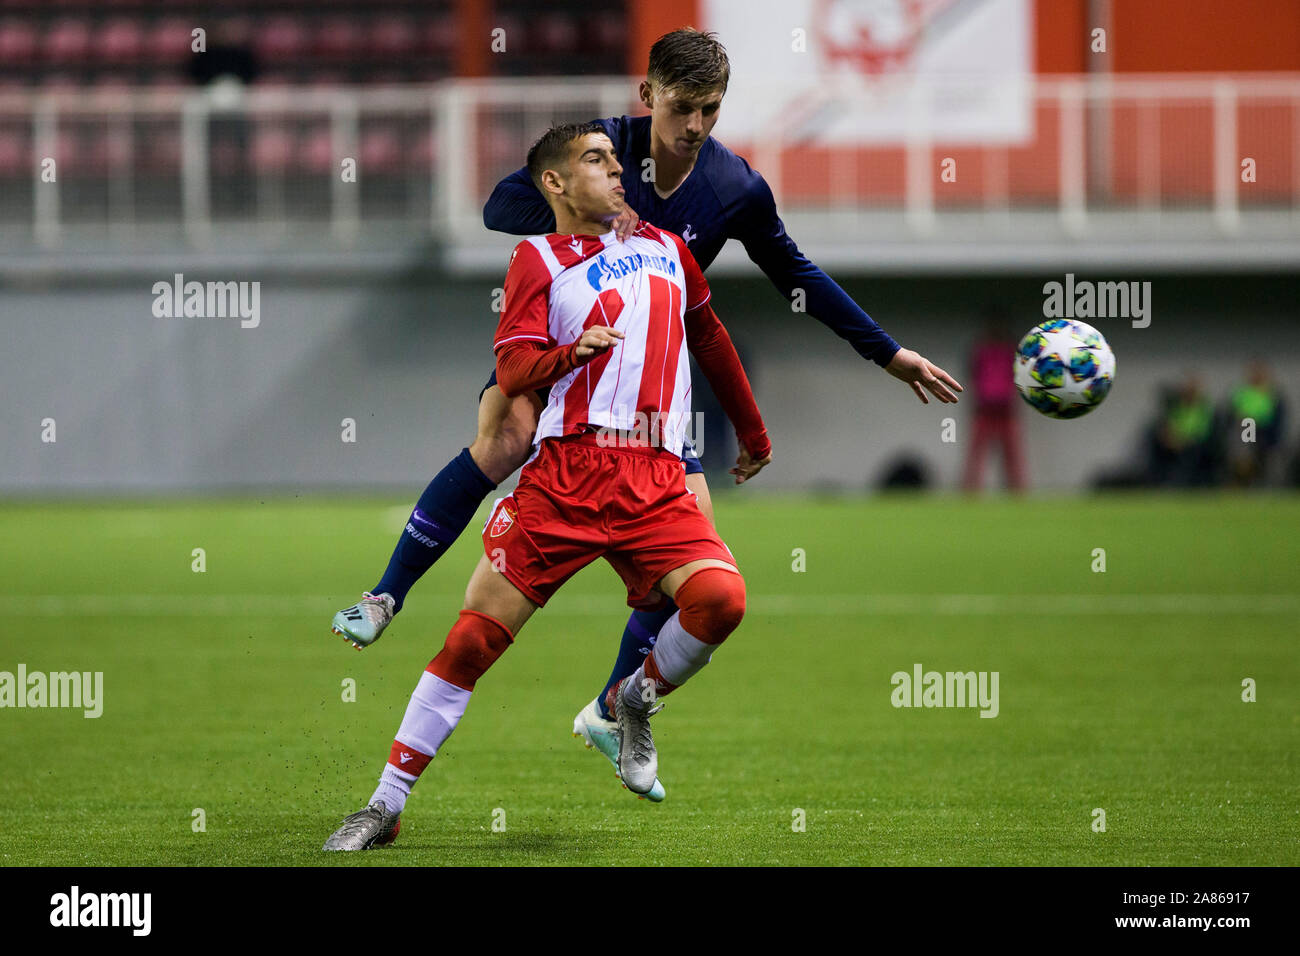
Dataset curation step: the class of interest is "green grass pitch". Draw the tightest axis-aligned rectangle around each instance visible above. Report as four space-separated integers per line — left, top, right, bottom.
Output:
1 492 1296 866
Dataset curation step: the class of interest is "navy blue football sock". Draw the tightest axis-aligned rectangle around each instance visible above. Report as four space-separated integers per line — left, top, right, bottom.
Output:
373 448 497 612
597 600 679 720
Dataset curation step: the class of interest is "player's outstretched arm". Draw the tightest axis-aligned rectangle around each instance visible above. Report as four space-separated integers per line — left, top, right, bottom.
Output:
883 347 963 405
685 301 772 485
736 171 962 404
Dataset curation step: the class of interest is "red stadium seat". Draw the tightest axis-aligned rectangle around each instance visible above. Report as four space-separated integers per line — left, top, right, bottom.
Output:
146 18 193 65
587 17 628 56
369 16 417 59
251 125 295 175
0 20 37 63
299 126 335 174
255 16 308 63
43 18 92 64
0 128 30 176
359 126 402 174
314 18 360 61
533 14 579 56
99 18 144 64
423 18 457 56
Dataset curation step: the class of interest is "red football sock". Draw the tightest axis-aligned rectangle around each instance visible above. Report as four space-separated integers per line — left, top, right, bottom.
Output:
427 609 514 690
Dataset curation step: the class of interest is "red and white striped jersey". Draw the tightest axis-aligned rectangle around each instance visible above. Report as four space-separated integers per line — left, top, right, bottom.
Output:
493 222 711 459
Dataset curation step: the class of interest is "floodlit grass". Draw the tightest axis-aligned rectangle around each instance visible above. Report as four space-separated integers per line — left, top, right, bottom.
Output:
1 493 1295 865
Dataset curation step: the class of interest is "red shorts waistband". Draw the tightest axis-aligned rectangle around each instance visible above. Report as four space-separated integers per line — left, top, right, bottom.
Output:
550 427 682 461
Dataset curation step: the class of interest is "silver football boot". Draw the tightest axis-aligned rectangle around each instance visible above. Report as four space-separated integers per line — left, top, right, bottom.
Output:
572 697 666 801
321 802 401 851
331 592 396 650
605 677 664 796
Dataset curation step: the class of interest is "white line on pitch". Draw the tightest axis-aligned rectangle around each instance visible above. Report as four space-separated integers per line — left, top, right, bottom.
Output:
11 593 1299 617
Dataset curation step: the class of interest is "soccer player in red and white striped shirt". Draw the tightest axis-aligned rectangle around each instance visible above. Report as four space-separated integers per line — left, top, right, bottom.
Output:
322 122 771 850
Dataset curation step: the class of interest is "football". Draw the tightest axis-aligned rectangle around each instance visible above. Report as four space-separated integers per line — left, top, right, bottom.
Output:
1013 319 1116 418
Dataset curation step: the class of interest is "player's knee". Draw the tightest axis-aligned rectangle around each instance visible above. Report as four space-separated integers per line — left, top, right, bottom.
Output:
709 573 747 638
676 568 746 645
426 610 514 690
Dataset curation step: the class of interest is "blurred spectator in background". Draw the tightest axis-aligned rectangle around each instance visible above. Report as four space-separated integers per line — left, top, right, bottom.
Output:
962 309 1025 492
1223 361 1286 486
1148 373 1218 486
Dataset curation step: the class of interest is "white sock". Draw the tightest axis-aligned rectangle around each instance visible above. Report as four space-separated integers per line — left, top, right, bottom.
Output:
369 671 471 814
372 765 415 815
621 611 715 707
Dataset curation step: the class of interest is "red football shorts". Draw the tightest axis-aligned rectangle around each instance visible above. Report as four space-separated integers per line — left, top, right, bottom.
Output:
482 432 736 609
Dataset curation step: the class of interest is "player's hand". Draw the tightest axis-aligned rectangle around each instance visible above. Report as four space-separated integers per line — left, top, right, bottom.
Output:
611 205 640 241
885 348 963 405
574 326 624 361
730 445 772 485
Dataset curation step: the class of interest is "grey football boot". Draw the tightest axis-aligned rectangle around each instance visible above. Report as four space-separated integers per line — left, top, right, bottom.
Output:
321 802 401 851
605 677 664 796
331 592 396 650
572 697 666 801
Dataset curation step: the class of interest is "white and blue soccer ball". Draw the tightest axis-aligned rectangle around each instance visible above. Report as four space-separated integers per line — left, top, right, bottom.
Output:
1013 319 1116 419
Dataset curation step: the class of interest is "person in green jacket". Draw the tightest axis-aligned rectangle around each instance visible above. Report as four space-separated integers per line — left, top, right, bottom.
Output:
1224 361 1287 486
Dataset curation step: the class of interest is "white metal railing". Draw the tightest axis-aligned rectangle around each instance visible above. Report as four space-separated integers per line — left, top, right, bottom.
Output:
1 74 1298 251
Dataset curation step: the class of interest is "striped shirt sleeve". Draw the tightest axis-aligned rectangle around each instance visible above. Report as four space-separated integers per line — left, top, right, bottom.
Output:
493 240 554 352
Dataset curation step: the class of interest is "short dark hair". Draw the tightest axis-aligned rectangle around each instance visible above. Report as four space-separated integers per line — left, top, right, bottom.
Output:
647 28 730 98
526 121 609 193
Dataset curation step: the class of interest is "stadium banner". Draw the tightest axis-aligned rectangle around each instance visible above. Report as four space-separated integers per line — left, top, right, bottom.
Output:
702 0 1033 144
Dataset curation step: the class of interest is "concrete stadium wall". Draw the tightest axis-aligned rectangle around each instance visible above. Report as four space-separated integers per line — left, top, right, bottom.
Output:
1 269 1297 494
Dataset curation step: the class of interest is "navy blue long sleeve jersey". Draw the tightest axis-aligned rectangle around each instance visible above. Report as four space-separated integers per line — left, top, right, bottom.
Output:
482 114 901 368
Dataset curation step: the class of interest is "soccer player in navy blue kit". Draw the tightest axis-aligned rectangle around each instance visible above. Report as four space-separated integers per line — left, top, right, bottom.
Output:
331 28 961 801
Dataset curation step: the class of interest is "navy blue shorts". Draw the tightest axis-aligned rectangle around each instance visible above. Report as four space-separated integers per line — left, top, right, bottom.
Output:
479 366 703 475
